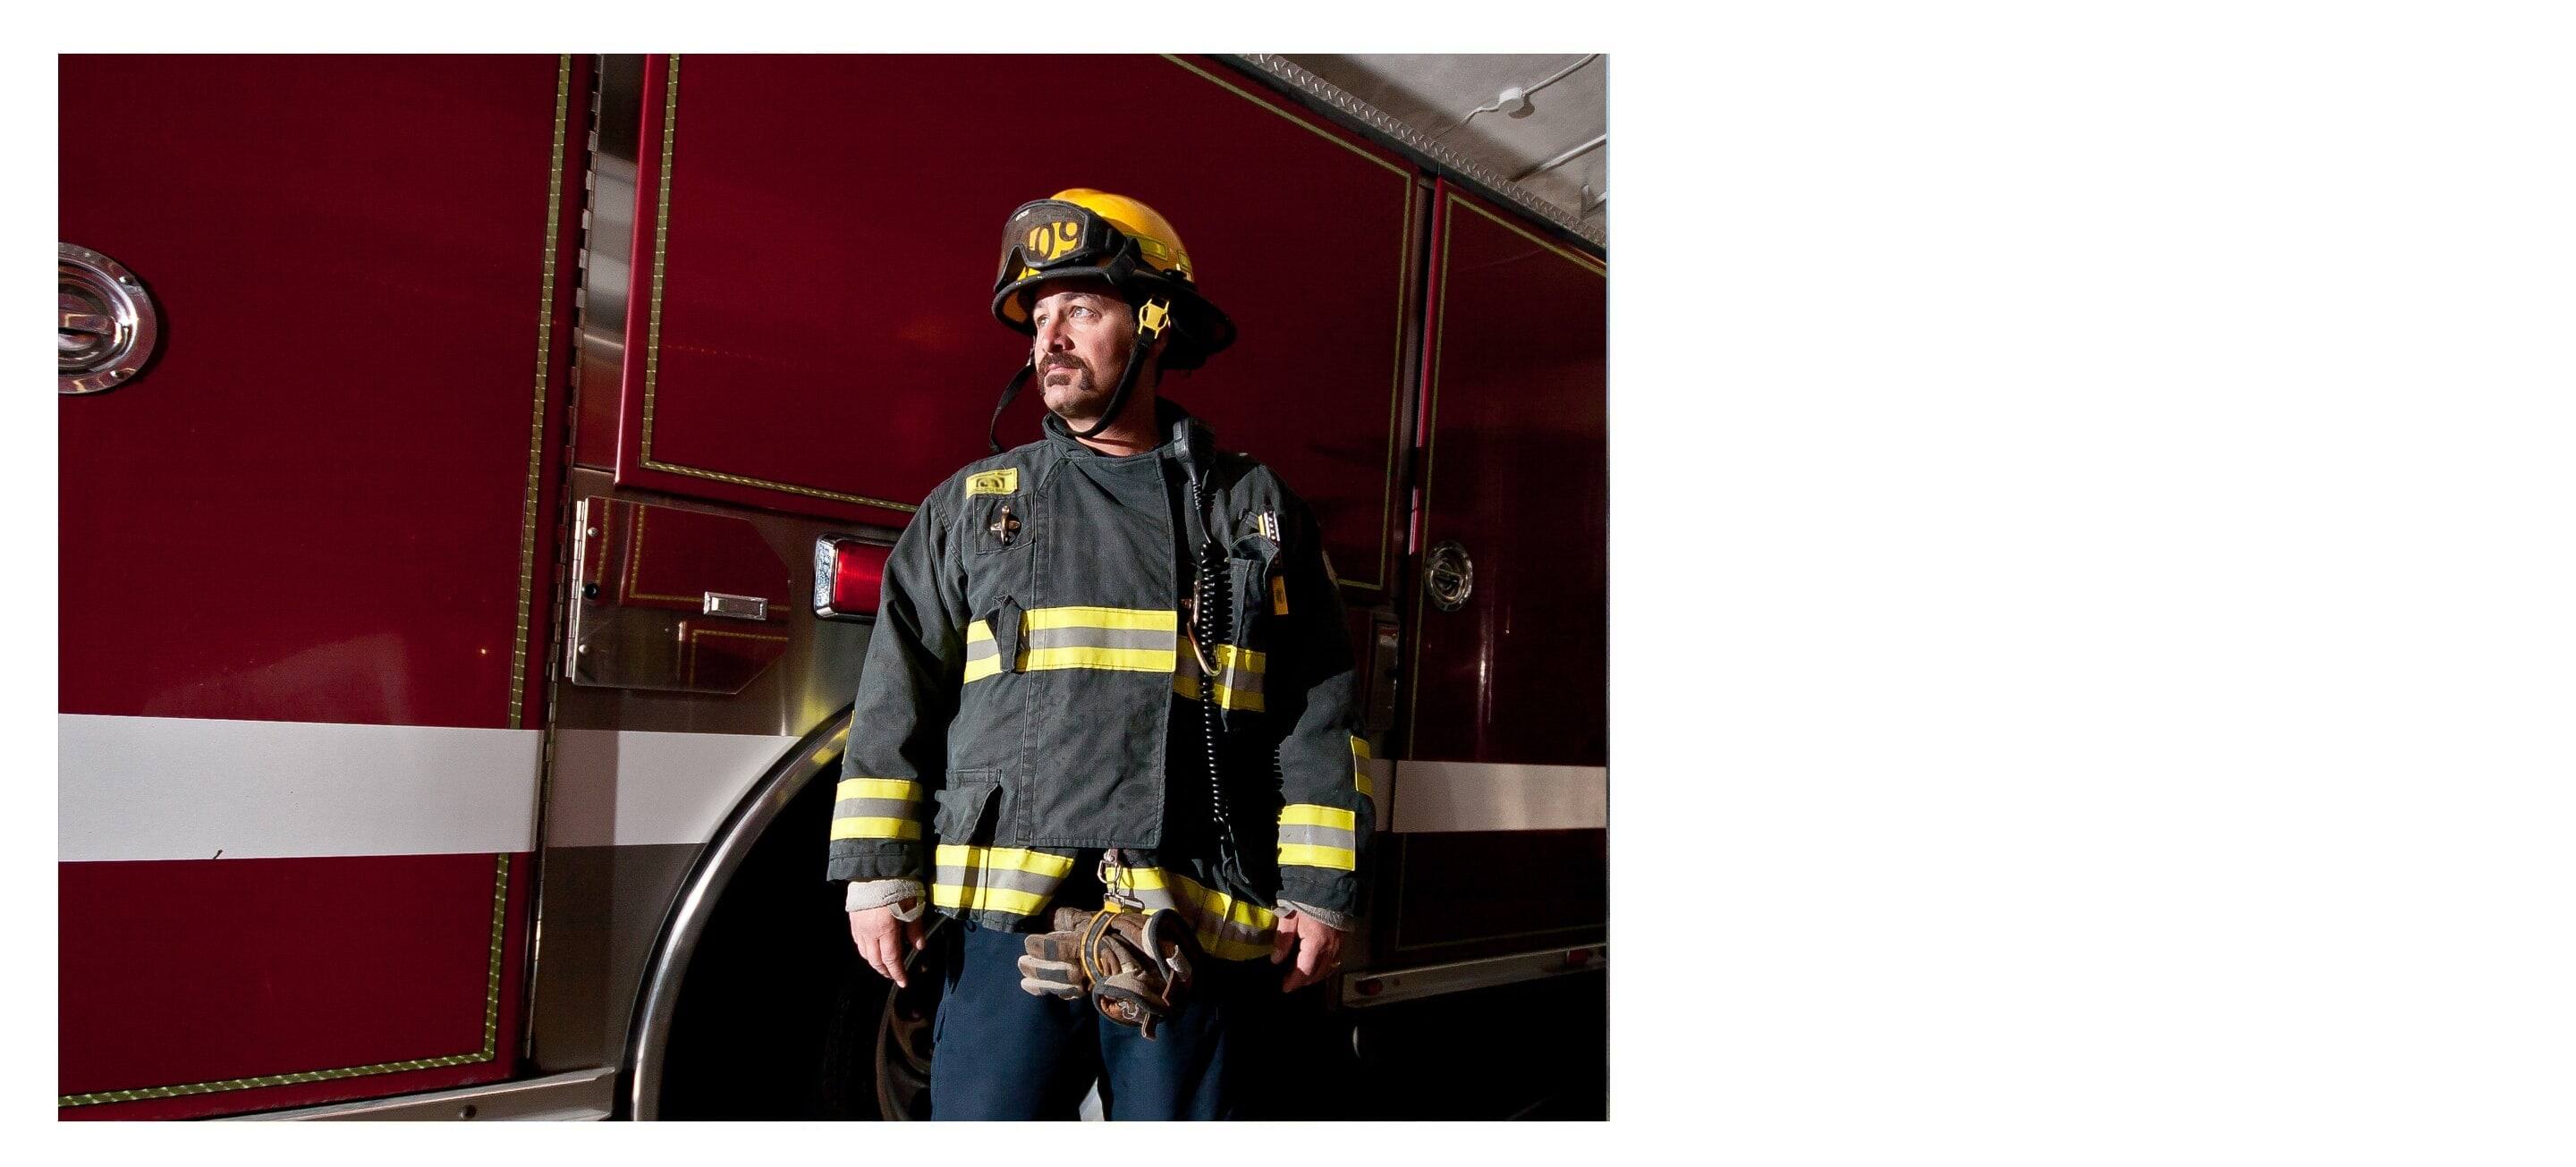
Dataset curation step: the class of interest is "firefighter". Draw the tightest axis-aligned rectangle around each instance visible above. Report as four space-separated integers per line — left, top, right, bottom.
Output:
826 189 1373 1120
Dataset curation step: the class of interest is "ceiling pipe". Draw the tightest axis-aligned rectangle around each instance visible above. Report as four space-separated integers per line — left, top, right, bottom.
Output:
1512 132 1607 182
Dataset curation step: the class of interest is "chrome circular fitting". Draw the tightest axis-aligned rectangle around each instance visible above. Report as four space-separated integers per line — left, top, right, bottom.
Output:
1423 540 1474 612
60 242 160 395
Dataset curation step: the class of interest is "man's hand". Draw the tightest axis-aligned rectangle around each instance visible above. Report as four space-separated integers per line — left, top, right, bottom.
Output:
1270 909 1346 993
849 898 928 988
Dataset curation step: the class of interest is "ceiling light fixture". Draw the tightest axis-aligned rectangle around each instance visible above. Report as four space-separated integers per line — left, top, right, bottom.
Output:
1433 53 1601 141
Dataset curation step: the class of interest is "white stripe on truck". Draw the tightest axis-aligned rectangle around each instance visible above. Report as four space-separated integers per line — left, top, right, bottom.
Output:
58 715 811 859
543 728 802 848
59 715 544 861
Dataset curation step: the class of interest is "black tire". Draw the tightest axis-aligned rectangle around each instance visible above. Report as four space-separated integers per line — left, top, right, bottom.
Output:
869 918 954 1120
658 764 883 1119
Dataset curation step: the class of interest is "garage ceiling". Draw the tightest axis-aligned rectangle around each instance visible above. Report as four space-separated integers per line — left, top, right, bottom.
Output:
1274 54 1606 244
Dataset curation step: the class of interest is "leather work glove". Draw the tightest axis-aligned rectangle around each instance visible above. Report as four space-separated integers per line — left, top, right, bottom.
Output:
1018 906 1199 1038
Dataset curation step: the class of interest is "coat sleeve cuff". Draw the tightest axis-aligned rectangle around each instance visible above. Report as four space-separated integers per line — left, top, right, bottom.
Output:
844 878 925 914
1275 868 1360 923
826 848 923 884
1275 898 1358 933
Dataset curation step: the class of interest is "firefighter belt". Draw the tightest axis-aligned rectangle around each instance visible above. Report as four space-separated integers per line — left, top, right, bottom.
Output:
1018 905 1199 1039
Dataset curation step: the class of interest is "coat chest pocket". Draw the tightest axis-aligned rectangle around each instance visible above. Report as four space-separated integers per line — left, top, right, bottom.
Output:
1224 536 1281 645
968 495 1037 558
962 494 1041 622
1196 537 1278 726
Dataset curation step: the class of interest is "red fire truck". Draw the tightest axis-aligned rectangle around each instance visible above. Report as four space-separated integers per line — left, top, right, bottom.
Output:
58 54 1606 1120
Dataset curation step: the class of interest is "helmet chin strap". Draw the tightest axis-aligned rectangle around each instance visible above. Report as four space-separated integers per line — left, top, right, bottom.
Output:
990 296 1170 452
1067 303 1164 441
985 360 1036 455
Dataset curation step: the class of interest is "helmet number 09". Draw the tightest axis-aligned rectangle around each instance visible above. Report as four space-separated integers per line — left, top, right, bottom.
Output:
1029 221 1082 262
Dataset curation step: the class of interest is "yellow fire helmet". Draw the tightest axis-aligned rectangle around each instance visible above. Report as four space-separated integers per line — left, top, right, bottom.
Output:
996 189 1194 308
985 189 1238 450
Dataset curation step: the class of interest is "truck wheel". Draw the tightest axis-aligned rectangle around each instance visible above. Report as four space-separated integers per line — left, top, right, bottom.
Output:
871 918 952 1120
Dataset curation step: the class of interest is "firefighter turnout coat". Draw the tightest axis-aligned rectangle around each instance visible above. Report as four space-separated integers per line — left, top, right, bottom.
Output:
826 401 1373 960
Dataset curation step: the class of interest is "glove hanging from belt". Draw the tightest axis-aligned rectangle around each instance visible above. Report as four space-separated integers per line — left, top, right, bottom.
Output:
1018 905 1199 1039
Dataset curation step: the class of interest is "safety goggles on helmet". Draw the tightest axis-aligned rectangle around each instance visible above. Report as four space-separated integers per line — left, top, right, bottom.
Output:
994 199 1154 296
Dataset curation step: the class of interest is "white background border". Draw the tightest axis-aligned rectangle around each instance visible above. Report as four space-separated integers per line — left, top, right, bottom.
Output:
21 2 2576 1161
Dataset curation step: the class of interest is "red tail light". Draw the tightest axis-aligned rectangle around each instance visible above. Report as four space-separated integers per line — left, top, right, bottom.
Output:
813 536 890 621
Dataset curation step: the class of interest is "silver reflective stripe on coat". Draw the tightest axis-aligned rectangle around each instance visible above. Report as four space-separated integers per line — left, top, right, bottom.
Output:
1029 625 1173 652
1277 823 1354 850
832 797 917 822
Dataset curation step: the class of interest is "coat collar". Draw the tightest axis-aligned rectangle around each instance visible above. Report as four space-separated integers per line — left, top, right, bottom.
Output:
1040 396 1216 468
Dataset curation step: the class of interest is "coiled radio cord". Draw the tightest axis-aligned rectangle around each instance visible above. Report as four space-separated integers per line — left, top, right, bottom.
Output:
1188 476 1253 892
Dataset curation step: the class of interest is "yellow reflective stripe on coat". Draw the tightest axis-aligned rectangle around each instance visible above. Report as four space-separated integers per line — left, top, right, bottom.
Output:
1350 735 1373 799
1022 606 1175 672
1277 802 1359 871
1022 605 1176 632
963 620 1001 682
1102 864 1279 961
1279 804 1356 830
931 881 1050 916
829 816 922 841
1173 672 1258 707
831 775 927 841
1172 641 1266 710
836 777 921 803
932 844 1077 918
1277 842 1356 870
1021 644 1173 672
934 843 1078 876
1166 871 1282 960
962 606 1178 682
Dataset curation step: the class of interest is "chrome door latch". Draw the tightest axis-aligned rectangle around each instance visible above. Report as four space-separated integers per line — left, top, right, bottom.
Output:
60 242 160 395
1423 541 1474 612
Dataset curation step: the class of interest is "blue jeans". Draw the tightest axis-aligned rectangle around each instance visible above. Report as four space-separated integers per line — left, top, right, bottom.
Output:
928 919 1276 1120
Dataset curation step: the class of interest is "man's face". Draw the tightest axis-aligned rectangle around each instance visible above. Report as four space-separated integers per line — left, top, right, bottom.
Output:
1027 278 1147 424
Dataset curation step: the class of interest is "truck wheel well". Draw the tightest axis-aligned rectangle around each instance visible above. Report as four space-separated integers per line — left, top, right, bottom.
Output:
622 706 872 1120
